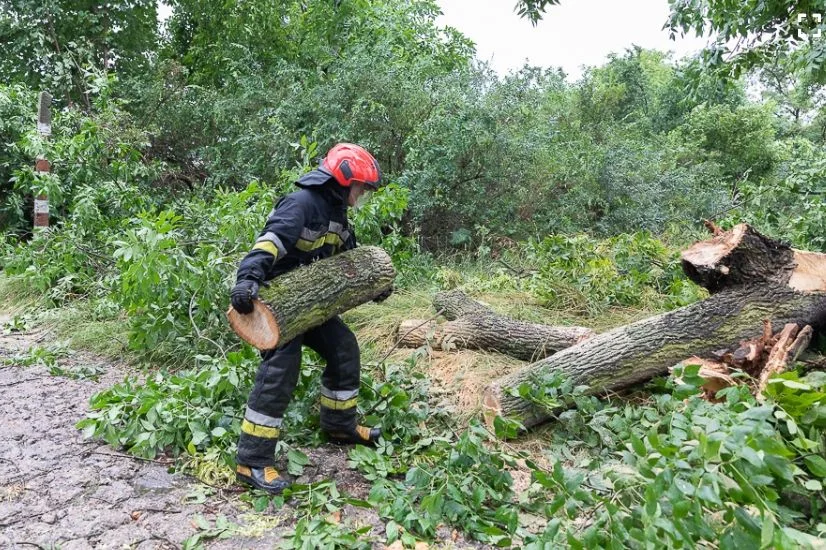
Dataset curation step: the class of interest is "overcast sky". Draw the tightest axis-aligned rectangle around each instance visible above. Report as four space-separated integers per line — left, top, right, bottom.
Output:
436 0 710 80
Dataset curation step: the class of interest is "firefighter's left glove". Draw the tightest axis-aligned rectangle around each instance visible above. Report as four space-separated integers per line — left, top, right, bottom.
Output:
373 285 393 303
231 279 260 314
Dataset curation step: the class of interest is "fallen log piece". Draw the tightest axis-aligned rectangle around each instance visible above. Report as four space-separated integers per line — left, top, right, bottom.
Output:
398 290 595 361
228 246 395 350
484 224 826 430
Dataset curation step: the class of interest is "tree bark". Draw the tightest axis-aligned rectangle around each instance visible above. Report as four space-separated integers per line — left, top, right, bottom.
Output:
484 225 826 430
227 246 395 350
398 290 595 361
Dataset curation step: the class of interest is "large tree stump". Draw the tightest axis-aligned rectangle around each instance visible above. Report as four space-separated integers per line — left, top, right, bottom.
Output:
398 290 595 361
228 246 395 350
484 225 826 429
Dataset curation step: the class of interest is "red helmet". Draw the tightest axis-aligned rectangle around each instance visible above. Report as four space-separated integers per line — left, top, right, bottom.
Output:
321 143 382 189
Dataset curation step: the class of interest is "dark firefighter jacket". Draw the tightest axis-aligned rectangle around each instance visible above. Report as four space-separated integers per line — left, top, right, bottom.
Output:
236 169 356 284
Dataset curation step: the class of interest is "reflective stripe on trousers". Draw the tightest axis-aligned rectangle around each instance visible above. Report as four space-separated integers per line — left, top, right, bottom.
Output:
236 315 361 467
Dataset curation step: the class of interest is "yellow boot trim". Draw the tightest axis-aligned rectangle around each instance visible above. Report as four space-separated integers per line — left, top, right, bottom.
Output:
241 419 280 439
320 396 358 410
263 467 280 483
356 425 373 442
236 465 252 476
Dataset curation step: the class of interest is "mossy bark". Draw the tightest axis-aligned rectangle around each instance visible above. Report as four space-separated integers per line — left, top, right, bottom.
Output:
228 246 395 350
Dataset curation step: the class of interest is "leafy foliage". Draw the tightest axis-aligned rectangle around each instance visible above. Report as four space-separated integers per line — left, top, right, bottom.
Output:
726 138 826 252
666 1 826 83
0 0 158 106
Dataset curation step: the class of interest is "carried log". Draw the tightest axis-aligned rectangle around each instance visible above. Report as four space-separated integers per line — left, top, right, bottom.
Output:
484 225 826 430
398 290 595 361
227 246 395 350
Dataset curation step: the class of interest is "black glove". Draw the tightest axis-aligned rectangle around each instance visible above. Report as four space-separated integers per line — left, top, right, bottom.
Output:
373 285 393 303
231 279 260 314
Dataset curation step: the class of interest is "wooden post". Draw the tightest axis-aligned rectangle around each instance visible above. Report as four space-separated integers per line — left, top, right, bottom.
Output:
34 91 52 230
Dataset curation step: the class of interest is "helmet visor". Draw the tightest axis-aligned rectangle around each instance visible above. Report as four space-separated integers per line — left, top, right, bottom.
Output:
354 187 374 210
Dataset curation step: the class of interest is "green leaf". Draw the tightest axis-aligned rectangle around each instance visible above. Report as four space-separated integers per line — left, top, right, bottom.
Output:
287 449 309 476
804 455 826 477
760 513 775 549
630 434 646 455
190 430 208 446
804 479 823 491
739 446 763 468
253 496 269 512
779 380 812 390
385 520 399 542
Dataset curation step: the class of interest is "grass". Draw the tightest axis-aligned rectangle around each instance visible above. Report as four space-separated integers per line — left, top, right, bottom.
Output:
0 274 40 314
0 274 131 360
45 305 130 359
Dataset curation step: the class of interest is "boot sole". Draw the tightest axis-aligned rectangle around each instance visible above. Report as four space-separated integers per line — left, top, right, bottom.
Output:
236 472 289 495
326 436 378 447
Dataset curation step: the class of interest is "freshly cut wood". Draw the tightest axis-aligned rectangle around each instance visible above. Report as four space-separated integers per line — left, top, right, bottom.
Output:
228 246 395 350
757 324 814 397
484 225 826 430
398 290 595 361
673 356 736 400
672 320 813 401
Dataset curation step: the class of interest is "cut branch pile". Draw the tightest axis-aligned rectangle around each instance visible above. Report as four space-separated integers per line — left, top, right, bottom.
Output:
397 289 595 361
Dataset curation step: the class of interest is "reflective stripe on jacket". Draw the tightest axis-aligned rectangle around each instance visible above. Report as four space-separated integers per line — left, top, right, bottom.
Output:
236 170 356 283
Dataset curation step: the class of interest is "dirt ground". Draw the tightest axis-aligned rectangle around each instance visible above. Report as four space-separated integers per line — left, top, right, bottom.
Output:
0 315 388 549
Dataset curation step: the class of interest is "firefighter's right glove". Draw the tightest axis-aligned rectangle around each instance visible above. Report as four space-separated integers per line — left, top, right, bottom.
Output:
231 279 259 314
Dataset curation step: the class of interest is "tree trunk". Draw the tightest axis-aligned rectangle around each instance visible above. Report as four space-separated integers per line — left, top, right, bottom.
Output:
398 290 594 361
227 246 395 350
484 225 826 429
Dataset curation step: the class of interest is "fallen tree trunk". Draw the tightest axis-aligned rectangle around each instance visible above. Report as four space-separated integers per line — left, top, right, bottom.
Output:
398 290 595 361
484 225 826 429
228 246 395 350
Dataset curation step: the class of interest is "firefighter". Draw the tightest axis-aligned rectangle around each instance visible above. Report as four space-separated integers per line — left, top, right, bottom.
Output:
230 143 390 494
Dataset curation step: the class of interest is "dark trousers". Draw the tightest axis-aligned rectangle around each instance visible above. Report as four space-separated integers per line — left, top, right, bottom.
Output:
236 316 361 467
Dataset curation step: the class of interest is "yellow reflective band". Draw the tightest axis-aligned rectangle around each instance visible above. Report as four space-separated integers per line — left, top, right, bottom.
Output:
295 232 345 252
264 467 280 483
320 395 358 410
252 241 279 257
241 419 280 439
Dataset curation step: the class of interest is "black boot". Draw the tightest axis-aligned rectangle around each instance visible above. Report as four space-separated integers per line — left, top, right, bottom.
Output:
236 464 290 494
325 424 381 446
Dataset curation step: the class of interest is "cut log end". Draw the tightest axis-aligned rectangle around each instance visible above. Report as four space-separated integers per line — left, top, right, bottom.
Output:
227 300 280 350
789 250 826 292
482 389 502 429
397 319 439 348
681 223 747 270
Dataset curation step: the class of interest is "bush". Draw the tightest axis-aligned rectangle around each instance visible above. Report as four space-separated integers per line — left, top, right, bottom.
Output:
726 138 826 252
